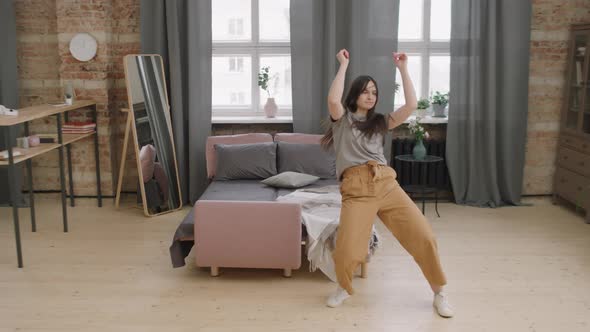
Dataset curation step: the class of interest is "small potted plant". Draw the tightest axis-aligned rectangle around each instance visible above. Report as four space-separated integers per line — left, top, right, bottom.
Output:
65 92 73 105
64 81 75 105
258 66 279 118
407 117 430 160
416 98 430 117
430 91 448 117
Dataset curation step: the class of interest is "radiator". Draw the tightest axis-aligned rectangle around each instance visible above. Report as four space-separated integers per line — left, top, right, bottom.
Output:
390 138 451 192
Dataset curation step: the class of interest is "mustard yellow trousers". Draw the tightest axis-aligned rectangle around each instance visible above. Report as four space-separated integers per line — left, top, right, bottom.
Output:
333 160 447 295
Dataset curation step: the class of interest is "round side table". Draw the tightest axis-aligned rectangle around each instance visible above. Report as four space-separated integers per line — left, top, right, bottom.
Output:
394 154 444 217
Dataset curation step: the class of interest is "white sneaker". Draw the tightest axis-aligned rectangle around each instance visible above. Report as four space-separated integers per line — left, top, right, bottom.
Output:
326 286 351 308
433 292 454 318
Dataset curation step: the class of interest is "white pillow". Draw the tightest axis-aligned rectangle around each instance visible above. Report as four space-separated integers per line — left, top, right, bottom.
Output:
261 171 319 188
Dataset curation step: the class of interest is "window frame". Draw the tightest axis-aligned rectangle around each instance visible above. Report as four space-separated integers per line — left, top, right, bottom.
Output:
212 0 292 117
397 0 450 107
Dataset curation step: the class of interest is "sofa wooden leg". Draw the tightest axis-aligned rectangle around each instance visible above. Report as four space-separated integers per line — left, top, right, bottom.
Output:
360 262 368 278
283 268 292 278
211 266 219 277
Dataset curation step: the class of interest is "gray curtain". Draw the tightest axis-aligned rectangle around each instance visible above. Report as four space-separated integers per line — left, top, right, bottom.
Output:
140 0 212 203
447 0 532 207
0 0 24 206
290 0 400 162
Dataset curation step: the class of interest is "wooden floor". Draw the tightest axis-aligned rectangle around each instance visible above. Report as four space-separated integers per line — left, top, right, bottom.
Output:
1 195 590 332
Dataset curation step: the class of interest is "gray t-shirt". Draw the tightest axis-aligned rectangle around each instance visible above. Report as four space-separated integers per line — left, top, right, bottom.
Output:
331 111 388 180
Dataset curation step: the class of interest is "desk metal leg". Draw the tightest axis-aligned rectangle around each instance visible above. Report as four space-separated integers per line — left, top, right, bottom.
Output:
64 111 75 207
93 105 102 207
26 160 36 231
23 122 36 232
66 145 74 206
4 127 23 267
56 114 68 232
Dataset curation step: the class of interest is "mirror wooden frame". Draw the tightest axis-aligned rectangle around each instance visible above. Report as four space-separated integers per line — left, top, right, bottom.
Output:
122 54 183 217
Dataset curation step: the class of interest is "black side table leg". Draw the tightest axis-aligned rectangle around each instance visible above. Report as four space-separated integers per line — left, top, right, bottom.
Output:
435 190 440 218
421 163 427 215
422 189 425 214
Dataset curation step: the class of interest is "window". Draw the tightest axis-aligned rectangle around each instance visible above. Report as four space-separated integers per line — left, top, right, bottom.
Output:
228 18 244 36
395 0 450 106
228 57 244 72
212 0 292 117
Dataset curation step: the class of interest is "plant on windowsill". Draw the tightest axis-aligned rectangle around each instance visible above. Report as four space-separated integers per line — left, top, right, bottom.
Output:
416 98 430 117
258 66 279 118
430 91 449 117
407 117 430 160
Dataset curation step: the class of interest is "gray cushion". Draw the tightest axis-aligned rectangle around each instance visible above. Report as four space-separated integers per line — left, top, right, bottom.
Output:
277 141 336 179
261 171 320 189
200 180 277 201
214 142 277 180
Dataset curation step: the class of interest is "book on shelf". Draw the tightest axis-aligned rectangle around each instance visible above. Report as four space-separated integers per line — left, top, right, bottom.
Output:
63 121 96 129
37 133 57 143
62 121 96 134
62 130 95 134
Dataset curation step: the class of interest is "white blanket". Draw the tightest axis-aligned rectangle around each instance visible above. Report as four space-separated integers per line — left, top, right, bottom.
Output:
276 186 380 282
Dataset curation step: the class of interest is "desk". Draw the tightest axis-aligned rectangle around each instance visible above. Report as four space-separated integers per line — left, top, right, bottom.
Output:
0 101 101 267
394 154 444 217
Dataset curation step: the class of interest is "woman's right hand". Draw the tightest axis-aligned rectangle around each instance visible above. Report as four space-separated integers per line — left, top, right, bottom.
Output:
336 49 349 65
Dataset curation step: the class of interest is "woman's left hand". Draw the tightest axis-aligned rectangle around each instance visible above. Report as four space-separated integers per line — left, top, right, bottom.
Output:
393 52 408 70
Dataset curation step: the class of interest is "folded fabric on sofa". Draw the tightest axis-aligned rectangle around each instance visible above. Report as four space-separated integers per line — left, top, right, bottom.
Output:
276 186 380 282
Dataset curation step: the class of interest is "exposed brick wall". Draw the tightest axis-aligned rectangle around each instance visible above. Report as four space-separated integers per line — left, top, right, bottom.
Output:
15 0 588 197
15 0 140 196
55 0 117 196
15 0 60 106
524 0 590 195
111 0 140 192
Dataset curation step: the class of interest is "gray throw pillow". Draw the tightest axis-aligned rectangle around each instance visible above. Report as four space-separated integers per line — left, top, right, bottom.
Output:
261 171 320 188
214 142 277 180
277 141 336 179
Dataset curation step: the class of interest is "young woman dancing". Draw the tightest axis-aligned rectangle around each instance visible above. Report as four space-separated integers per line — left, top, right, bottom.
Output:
322 49 453 318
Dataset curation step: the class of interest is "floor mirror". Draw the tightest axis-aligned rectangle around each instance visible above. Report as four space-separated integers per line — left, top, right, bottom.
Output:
123 54 182 216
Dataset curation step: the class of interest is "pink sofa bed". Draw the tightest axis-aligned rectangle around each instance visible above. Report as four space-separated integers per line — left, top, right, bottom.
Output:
195 133 341 277
168 132 373 278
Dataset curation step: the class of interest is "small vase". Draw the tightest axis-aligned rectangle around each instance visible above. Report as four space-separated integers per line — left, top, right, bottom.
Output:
432 104 446 117
264 97 278 118
413 138 426 160
65 97 73 105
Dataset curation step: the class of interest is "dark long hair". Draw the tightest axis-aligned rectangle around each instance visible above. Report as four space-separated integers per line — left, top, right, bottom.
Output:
321 75 388 150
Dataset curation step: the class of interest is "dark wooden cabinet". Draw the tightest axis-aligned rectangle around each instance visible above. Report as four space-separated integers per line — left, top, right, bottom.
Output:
554 24 590 223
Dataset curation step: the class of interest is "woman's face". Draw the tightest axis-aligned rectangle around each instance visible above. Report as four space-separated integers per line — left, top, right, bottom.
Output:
356 80 377 111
